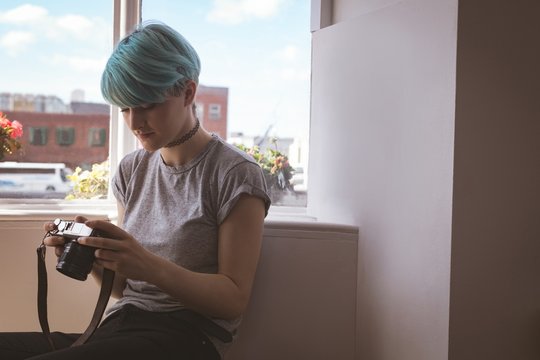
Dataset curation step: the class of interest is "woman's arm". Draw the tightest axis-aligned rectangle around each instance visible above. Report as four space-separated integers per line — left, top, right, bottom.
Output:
90 264 127 300
78 194 266 320
89 203 127 299
151 194 265 319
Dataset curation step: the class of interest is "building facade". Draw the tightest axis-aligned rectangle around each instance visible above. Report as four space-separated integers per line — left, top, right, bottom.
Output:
1 85 228 170
195 85 228 139
2 111 109 170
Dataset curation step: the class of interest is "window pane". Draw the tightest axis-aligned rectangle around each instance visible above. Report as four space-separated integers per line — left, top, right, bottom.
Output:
142 1 311 207
0 1 112 199
56 127 75 146
88 128 107 147
29 127 48 146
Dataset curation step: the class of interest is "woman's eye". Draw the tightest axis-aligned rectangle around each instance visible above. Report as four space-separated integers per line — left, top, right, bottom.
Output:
120 108 129 113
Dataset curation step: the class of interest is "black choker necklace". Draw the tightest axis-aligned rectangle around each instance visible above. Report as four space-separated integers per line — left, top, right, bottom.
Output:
164 119 200 148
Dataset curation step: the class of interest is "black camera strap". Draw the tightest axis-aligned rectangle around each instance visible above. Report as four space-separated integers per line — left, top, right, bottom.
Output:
36 243 55 350
37 236 115 350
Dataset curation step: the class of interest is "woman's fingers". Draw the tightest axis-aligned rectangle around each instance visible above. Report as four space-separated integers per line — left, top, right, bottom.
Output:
78 236 121 251
55 246 65 258
75 215 89 223
43 222 56 232
43 235 65 247
85 220 131 240
94 248 119 262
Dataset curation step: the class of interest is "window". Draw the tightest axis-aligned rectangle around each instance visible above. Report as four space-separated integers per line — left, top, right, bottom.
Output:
88 128 107 147
208 104 221 120
29 127 49 146
142 1 311 207
1 1 311 209
56 127 75 146
0 1 113 200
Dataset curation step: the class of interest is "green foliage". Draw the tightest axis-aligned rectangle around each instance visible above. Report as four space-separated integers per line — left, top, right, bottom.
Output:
235 142 294 191
65 160 109 200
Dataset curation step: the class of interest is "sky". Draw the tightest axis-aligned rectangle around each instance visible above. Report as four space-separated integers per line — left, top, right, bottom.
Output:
0 0 311 139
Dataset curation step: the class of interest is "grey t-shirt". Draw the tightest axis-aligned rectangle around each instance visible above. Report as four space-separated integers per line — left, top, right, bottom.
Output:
108 134 270 356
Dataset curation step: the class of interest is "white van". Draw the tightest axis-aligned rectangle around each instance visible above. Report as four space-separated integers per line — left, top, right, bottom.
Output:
0 162 73 193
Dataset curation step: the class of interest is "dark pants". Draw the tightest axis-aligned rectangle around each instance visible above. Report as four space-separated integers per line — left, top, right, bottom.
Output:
0 305 220 360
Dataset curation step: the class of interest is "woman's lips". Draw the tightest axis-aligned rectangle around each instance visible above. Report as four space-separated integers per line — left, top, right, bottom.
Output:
137 132 154 140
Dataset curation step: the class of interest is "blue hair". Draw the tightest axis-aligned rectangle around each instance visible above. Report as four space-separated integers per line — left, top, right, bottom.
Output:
100 21 201 108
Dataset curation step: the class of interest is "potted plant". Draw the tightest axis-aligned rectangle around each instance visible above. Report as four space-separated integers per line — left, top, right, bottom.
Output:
235 140 295 203
65 160 109 200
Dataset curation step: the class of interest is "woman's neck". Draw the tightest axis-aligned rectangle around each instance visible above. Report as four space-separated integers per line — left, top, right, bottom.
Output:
159 127 213 167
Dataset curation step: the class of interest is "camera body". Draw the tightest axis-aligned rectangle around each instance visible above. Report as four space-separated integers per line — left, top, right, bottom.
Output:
52 218 101 281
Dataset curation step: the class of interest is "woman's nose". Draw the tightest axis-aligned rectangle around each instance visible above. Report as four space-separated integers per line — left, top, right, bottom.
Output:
124 109 145 130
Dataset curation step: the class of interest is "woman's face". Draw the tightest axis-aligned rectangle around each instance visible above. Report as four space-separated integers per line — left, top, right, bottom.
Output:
121 94 191 152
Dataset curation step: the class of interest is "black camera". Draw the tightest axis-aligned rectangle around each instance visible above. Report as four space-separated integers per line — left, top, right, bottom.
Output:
51 218 101 281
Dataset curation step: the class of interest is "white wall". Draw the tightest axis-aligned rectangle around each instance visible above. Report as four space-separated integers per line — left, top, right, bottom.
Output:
309 0 458 359
309 0 540 359
0 219 111 332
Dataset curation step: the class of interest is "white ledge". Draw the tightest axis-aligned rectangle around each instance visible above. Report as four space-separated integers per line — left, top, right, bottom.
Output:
0 199 117 221
0 201 327 226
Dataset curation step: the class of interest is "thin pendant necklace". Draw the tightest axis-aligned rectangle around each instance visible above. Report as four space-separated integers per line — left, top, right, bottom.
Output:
164 118 200 148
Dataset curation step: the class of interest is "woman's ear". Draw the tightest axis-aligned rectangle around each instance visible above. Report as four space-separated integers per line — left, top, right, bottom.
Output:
184 80 197 107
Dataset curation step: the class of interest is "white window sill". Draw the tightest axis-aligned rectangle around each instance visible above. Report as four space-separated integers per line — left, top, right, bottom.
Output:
0 199 316 224
0 199 117 221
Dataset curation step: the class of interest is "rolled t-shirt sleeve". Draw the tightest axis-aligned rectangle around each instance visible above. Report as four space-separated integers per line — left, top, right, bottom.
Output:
216 161 271 224
112 168 127 207
111 151 138 208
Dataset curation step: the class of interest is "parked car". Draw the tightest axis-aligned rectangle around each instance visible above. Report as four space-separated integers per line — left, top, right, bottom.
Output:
0 162 73 193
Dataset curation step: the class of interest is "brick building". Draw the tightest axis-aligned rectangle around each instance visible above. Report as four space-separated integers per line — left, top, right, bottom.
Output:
2 111 109 170
195 85 228 139
1 85 228 169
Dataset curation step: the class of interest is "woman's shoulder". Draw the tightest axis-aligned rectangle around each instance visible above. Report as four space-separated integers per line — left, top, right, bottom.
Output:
121 148 156 163
118 148 157 175
204 136 267 185
209 135 259 167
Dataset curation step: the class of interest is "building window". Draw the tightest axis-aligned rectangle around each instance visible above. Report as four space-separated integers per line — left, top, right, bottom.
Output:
29 127 48 146
88 128 107 147
209 104 221 120
56 127 75 146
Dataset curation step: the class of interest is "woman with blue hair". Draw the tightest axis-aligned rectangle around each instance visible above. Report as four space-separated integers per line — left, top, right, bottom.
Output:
0 21 270 360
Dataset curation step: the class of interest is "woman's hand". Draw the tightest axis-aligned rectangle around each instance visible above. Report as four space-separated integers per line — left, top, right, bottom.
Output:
77 220 158 282
42 215 88 258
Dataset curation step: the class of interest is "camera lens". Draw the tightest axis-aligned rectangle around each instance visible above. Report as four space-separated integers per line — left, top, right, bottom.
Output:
56 240 95 281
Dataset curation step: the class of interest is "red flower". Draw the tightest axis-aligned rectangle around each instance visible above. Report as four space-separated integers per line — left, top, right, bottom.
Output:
0 112 24 160
10 120 23 139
